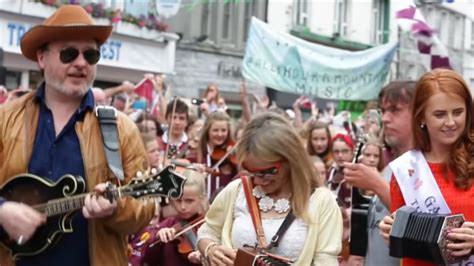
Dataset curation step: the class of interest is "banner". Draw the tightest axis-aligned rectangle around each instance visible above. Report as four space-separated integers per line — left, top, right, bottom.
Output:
242 18 398 101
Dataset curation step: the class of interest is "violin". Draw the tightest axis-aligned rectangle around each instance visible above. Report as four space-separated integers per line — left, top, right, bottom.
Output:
210 139 238 166
149 215 205 257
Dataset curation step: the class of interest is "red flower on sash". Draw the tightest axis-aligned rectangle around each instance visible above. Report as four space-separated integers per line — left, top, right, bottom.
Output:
414 178 423 190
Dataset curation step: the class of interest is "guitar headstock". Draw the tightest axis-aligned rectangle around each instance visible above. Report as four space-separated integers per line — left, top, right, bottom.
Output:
352 133 368 164
121 165 187 200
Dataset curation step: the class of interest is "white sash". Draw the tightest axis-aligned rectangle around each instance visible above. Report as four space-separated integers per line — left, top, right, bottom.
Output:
389 150 474 265
389 150 450 214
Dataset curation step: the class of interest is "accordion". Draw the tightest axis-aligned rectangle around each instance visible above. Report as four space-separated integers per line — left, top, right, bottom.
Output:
389 206 466 264
234 247 294 266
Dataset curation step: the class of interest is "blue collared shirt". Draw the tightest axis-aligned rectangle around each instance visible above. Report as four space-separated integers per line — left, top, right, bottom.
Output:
19 84 94 266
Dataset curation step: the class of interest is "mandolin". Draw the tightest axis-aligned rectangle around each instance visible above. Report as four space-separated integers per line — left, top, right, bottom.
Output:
0 165 186 260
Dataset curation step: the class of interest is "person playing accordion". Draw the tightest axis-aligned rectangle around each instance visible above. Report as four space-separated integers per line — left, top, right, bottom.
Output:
196 112 343 265
379 69 474 266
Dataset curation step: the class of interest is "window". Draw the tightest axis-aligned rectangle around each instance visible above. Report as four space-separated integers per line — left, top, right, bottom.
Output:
471 21 474 50
124 0 151 18
201 1 210 36
334 0 349 36
294 0 309 26
200 1 219 42
222 2 232 39
452 15 463 50
437 11 450 45
243 0 257 42
372 0 386 44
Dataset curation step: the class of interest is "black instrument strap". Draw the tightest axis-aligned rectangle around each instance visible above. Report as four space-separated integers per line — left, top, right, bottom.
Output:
96 106 124 181
266 210 295 250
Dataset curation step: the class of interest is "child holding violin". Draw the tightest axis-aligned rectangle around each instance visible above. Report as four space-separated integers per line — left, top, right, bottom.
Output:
158 98 190 166
195 111 238 198
129 169 209 266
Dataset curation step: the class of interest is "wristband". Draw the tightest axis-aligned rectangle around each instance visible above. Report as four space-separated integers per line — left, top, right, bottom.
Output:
204 242 217 260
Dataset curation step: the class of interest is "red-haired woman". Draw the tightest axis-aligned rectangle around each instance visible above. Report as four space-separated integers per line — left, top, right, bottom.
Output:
380 68 474 265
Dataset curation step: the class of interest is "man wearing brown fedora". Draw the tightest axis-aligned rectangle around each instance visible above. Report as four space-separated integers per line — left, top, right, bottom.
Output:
0 5 155 266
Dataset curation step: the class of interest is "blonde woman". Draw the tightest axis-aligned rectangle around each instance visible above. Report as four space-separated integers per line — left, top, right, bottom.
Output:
195 111 237 197
197 112 342 265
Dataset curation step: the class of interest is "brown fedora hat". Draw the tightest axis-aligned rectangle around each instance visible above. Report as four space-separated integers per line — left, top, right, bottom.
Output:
21 5 113 62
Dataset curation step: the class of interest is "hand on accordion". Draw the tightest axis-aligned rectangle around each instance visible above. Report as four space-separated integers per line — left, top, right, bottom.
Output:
207 244 237 266
379 212 395 244
446 221 474 257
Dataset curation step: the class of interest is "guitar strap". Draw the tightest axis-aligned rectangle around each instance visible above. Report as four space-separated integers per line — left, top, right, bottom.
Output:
96 106 124 181
240 176 295 250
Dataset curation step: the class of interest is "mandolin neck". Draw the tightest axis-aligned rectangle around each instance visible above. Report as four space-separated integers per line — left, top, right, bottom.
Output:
33 188 126 217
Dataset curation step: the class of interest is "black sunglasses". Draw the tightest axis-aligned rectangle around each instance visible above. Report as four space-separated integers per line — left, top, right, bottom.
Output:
56 47 101 65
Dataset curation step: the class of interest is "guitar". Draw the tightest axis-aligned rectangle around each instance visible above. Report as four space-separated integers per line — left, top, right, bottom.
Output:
349 135 372 256
0 165 186 260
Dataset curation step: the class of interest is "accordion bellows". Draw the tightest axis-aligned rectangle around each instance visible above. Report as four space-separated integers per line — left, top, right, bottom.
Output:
389 206 466 264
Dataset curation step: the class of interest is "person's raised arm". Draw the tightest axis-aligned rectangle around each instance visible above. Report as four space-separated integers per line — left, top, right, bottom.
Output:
103 81 135 99
239 80 252 123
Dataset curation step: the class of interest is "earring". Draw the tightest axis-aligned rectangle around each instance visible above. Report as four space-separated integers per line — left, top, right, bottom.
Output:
420 123 426 129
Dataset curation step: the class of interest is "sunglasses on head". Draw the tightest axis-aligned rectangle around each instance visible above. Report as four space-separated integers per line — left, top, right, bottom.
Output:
55 47 101 65
242 161 283 181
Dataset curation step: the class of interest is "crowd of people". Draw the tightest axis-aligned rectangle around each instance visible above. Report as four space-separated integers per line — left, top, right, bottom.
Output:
0 4 473 266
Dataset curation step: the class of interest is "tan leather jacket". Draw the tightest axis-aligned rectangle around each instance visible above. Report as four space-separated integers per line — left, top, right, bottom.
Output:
0 92 155 265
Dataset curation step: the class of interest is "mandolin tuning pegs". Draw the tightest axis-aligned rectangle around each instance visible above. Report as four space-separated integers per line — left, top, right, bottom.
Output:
136 171 143 177
151 168 157 174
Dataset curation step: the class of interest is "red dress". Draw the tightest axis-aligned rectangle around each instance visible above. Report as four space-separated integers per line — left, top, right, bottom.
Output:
390 162 474 266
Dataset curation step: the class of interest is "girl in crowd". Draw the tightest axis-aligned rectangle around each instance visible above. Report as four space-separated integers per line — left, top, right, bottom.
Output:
197 112 342 265
196 111 238 197
200 84 227 116
360 136 384 172
129 170 208 266
306 121 333 167
380 68 474 265
142 134 161 169
327 133 355 209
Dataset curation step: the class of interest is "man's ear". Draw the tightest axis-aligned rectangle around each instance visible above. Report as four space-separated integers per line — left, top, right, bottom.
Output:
36 49 46 70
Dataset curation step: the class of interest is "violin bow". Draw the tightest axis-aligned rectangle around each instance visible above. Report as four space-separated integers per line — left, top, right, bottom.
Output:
148 217 206 248
163 97 178 168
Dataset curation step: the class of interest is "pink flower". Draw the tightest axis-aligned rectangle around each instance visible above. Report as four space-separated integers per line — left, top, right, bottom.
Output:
85 5 93 13
138 21 145 27
111 9 122 23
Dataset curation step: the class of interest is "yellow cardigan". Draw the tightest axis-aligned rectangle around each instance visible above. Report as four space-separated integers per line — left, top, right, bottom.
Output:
198 179 343 265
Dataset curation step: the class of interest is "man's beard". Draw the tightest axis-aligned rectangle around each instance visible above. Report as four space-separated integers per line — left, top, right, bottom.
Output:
45 73 92 98
384 135 407 156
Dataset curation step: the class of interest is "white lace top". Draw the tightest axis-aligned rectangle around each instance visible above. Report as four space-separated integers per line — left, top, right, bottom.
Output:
231 186 308 262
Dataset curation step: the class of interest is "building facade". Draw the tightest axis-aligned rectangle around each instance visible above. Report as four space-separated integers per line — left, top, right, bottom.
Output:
164 0 267 106
0 0 178 90
266 0 473 96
